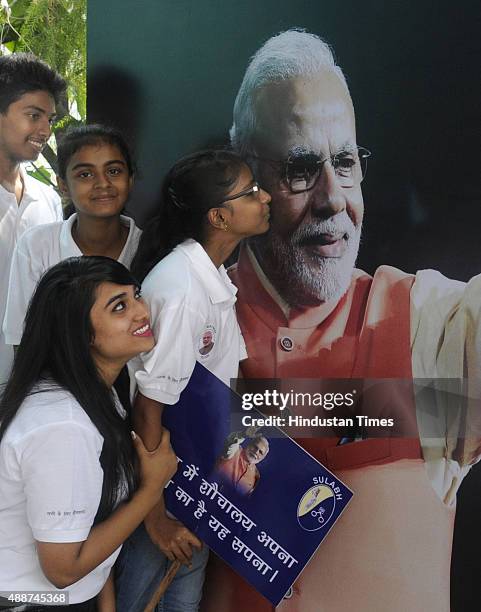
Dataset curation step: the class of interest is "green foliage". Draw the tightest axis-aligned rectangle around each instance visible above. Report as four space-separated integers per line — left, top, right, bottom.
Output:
1 0 86 186
1 0 86 121
27 164 56 188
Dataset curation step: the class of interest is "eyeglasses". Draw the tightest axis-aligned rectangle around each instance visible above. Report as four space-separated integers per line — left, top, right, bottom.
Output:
222 182 261 203
249 147 371 194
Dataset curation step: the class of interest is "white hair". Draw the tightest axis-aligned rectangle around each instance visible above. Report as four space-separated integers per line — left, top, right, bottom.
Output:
230 29 350 155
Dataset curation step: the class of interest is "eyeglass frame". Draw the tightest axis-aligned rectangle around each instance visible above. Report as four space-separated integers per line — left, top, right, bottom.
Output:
220 181 261 204
247 146 371 194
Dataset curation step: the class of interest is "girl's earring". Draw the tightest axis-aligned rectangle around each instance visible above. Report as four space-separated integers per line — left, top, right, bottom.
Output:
223 221 229 232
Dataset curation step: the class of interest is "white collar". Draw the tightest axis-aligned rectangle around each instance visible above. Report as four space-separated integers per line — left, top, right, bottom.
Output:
176 239 237 304
59 213 134 261
0 165 47 206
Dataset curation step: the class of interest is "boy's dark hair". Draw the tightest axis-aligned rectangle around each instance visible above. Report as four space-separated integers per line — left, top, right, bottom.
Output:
0 52 66 113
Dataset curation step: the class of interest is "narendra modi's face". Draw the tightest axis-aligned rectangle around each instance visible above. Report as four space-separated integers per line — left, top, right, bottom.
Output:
248 70 364 307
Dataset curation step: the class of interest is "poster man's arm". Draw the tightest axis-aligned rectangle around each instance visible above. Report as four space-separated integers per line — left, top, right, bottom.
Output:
134 393 202 565
221 433 245 459
411 271 481 504
452 275 481 466
221 426 261 459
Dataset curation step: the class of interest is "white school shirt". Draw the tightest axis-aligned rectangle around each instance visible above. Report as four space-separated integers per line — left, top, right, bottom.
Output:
130 239 247 405
0 386 127 603
0 169 62 383
3 213 142 347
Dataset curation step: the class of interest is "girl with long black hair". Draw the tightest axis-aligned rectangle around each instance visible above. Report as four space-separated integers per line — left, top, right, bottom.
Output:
116 149 271 611
0 256 177 611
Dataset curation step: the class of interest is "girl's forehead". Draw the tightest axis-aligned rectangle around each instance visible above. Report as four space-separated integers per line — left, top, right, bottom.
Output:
67 141 125 166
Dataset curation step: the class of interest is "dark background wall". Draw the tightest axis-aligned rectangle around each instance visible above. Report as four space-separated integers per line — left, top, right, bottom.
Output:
88 2 481 609
88 0 481 280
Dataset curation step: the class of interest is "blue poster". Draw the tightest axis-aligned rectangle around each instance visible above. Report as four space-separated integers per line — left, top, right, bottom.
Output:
162 364 353 606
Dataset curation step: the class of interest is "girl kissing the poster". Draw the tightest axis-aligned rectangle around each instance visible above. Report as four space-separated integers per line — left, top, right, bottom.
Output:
117 149 271 611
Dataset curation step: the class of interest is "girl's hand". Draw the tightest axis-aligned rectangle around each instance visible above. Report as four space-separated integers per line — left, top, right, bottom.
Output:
145 511 202 566
37 429 178 589
132 429 178 495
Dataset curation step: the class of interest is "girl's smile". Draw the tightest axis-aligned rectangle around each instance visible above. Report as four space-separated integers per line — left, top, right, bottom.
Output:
132 323 153 337
58 142 133 219
89 282 155 379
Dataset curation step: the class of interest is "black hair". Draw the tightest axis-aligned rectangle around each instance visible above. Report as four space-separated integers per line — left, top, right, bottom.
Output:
0 52 66 113
131 149 244 281
57 123 135 179
0 256 139 523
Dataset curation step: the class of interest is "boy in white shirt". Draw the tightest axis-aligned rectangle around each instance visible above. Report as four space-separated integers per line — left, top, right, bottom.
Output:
0 52 66 384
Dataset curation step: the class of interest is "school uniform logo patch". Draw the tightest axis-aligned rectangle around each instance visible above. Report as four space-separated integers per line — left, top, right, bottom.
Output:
198 325 216 357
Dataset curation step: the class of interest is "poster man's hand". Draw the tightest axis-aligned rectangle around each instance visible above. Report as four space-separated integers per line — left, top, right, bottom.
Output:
245 425 261 438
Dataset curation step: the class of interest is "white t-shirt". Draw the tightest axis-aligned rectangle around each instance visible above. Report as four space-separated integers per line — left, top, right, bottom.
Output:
0 169 62 383
3 213 142 346
0 386 126 603
130 239 247 405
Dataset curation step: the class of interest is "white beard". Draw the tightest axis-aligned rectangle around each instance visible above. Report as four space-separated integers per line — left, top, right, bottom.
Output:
254 212 361 307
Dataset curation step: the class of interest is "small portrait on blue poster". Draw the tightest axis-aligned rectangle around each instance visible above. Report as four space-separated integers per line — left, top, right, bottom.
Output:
214 426 270 496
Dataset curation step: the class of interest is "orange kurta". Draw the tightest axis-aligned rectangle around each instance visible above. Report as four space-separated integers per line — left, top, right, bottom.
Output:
216 448 260 495
201 247 454 612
